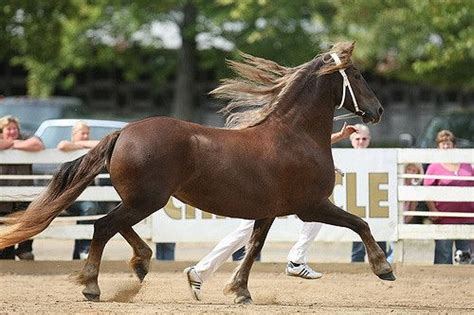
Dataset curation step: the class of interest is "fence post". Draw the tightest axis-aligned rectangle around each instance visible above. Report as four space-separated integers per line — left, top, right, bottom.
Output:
395 161 405 263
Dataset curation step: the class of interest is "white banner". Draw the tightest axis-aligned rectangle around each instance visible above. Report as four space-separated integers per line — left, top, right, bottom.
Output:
152 149 398 242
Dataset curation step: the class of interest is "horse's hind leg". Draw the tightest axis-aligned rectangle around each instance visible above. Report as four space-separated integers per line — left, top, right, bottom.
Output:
120 226 152 282
224 217 275 304
77 202 155 301
298 200 395 281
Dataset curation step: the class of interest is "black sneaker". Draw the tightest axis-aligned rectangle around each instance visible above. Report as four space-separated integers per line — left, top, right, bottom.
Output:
16 251 34 261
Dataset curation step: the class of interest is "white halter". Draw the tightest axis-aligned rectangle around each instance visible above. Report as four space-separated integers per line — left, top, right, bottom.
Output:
330 53 362 115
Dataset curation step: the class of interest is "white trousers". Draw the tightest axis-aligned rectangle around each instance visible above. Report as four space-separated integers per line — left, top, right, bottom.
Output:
287 222 322 264
194 219 322 282
194 219 254 282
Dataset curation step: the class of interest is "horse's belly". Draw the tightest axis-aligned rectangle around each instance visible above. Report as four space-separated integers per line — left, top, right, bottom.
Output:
174 171 333 219
174 185 283 219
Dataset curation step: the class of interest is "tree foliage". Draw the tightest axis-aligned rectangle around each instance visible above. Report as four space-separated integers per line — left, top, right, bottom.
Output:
333 0 474 89
0 0 472 107
0 0 176 97
1 1 103 96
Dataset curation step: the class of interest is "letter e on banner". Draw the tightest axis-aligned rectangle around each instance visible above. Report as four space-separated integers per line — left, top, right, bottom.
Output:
346 173 366 217
369 173 389 218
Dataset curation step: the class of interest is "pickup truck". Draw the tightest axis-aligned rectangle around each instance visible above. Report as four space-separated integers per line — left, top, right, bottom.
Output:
399 109 474 148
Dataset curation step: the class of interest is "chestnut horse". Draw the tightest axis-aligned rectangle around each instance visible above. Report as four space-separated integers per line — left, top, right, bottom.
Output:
0 42 393 303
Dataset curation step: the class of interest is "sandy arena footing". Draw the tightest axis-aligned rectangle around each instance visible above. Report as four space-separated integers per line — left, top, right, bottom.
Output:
1 261 473 314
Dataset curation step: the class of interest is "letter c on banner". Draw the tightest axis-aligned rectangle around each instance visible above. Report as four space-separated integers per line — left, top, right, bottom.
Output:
329 172 344 204
164 198 182 219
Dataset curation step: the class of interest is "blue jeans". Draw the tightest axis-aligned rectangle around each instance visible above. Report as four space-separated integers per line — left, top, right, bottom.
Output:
66 201 98 259
232 246 261 261
0 240 33 259
434 239 471 264
0 202 33 259
351 241 387 262
155 243 175 260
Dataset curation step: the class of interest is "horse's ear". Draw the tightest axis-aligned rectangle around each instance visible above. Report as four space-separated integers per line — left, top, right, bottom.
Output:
340 41 355 57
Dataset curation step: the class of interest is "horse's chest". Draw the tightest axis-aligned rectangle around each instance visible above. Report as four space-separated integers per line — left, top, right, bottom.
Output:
274 151 335 199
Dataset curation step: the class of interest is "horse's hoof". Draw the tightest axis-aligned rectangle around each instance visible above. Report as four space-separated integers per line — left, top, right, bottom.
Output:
234 296 253 304
134 265 148 282
378 271 396 281
82 285 101 302
83 292 100 302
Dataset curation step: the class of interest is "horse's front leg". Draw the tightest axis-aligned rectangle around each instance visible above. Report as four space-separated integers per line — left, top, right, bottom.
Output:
224 217 275 304
298 200 395 280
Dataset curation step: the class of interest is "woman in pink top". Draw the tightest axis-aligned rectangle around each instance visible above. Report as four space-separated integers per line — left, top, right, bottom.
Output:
423 129 474 264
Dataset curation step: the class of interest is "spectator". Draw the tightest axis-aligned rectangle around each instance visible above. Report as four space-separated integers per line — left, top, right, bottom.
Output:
57 121 100 260
384 163 425 264
350 124 388 262
403 163 424 224
423 129 474 264
0 115 44 260
57 121 99 151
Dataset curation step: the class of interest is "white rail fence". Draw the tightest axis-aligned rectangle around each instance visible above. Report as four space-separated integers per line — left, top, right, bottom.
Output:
396 149 474 241
0 149 149 240
1 148 473 247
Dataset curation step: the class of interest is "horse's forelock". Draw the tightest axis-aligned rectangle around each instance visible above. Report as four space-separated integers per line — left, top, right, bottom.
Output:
316 41 354 76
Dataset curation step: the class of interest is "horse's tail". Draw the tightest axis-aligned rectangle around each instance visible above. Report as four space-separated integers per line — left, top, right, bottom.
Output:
0 131 121 249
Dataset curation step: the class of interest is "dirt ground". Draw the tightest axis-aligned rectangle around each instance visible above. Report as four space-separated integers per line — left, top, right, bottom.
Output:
1 261 473 314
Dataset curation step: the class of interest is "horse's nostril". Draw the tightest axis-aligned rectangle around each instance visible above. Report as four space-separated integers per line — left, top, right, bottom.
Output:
378 107 384 115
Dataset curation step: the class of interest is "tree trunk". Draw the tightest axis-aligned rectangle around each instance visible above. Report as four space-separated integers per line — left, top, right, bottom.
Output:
172 1 198 121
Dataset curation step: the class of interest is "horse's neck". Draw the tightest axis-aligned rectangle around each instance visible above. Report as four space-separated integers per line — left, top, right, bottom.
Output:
272 91 335 146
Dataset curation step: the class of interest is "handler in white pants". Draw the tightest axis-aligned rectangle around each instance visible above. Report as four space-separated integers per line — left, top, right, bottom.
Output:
184 123 357 301
286 222 323 267
192 220 323 282
185 220 322 300
191 219 255 283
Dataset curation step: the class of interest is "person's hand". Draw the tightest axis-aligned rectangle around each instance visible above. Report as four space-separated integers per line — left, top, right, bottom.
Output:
0 139 14 150
429 216 440 224
57 140 73 151
338 122 357 139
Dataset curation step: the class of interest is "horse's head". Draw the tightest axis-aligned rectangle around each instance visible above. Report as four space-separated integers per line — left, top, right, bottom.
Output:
321 42 383 124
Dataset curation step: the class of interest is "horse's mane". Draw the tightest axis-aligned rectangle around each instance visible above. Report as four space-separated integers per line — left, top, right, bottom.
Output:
212 42 353 129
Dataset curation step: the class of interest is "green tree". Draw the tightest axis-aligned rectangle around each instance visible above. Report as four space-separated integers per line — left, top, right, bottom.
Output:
203 0 337 66
171 1 198 120
4 0 471 118
1 1 105 96
333 0 474 90
0 1 176 98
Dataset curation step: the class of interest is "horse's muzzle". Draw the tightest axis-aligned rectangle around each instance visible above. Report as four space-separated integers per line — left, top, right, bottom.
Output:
362 106 383 124
361 112 379 124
